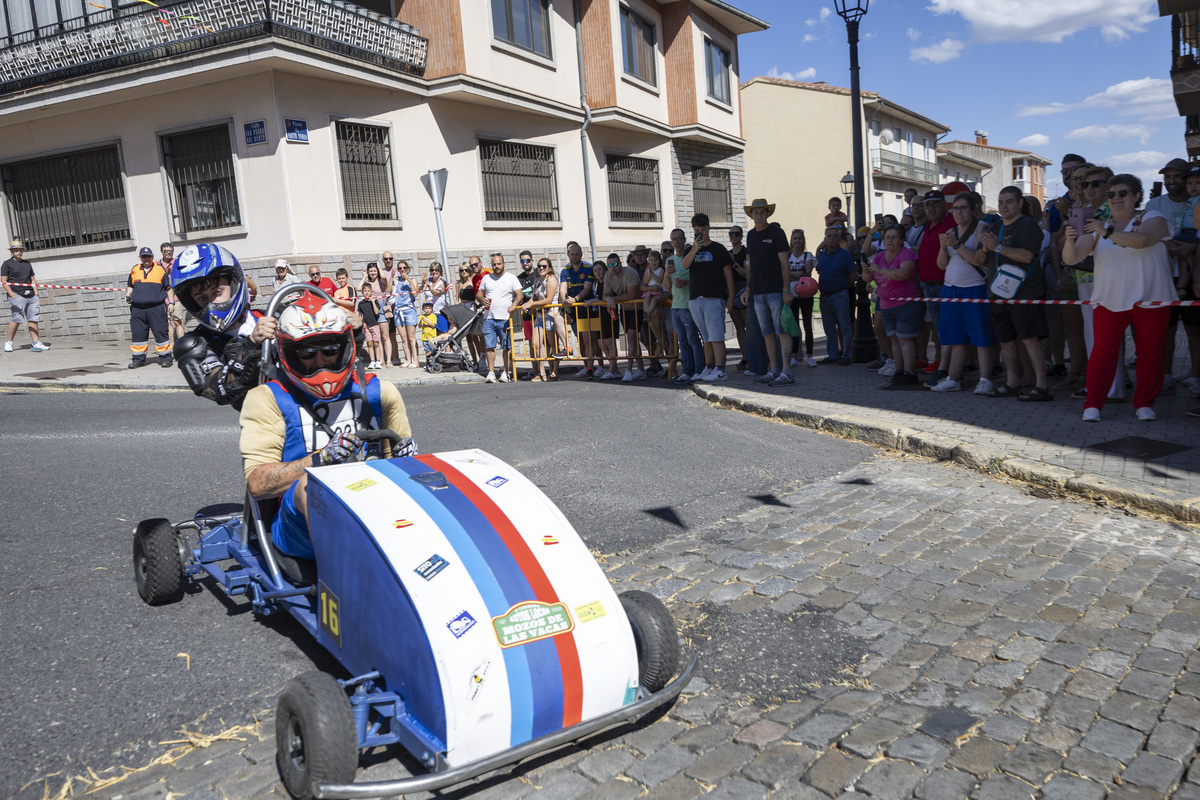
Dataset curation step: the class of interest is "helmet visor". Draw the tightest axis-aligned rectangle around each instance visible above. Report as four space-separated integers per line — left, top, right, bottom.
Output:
281 334 353 378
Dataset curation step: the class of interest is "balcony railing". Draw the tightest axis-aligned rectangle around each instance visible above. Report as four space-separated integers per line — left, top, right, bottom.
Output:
0 0 427 96
871 148 939 186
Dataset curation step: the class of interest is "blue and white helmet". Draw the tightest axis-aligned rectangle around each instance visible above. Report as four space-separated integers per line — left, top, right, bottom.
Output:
171 244 249 333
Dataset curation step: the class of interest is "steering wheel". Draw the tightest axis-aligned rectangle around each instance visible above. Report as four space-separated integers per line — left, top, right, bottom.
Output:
355 429 413 461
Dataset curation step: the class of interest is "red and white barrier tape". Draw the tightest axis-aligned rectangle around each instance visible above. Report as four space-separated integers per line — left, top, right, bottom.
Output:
5 282 126 292
889 296 1197 307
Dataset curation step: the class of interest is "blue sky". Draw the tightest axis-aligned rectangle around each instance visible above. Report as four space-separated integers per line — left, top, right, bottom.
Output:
734 0 1182 198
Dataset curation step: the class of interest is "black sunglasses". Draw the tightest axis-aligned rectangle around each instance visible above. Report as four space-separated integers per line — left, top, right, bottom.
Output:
520 258 532 263
295 344 342 360
1106 189 1131 199
1083 179 1106 189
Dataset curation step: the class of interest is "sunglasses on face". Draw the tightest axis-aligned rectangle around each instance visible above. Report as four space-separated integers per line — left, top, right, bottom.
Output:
295 344 342 360
730 231 742 237
520 258 532 263
1083 179 1106 189
382 257 393 261
1107 189 1131 199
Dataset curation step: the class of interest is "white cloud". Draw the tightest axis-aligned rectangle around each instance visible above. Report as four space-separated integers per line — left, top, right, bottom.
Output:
1106 150 1175 171
803 33 817 43
909 38 965 64
925 0 1157 43
1016 133 1050 147
767 66 817 82
806 7 832 26
1065 124 1158 146
1017 78 1177 122
906 28 921 41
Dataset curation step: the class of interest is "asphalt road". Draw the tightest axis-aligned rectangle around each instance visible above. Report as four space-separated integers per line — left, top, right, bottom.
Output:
0 381 873 795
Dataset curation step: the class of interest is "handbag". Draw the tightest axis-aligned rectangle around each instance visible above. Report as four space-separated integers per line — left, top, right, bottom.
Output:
987 223 1028 300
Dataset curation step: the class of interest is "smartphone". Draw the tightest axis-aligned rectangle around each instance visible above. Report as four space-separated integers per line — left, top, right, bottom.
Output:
874 213 883 222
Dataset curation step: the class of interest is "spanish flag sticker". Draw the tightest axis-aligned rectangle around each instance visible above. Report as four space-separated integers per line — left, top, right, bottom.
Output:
541 535 559 546
394 519 414 529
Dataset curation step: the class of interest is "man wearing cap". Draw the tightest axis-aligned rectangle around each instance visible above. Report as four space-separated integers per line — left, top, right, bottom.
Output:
126 246 173 368
1147 158 1200 400
915 189 956 375
272 259 302 290
743 199 795 386
2 239 50 352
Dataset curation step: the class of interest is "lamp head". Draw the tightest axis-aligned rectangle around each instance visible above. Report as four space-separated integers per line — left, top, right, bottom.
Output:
833 0 869 23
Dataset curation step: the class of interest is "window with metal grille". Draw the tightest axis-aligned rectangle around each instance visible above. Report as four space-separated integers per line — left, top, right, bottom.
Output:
491 0 551 59
161 124 241 234
479 139 559 223
607 155 660 223
693 166 731 224
704 39 731 105
1 145 130 250
620 6 656 86
335 121 397 221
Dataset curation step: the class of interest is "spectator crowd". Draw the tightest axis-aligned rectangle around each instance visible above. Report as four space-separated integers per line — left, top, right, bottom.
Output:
2 151 1191 425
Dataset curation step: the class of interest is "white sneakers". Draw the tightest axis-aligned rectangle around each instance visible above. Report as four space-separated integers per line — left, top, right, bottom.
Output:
974 378 994 396
807 356 818 368
697 367 715 381
2 341 11 352
878 362 896 377
30 341 50 351
1135 407 1157 421
485 372 496 383
498 371 509 383
621 369 648 382
1082 407 1100 422
930 377 961 393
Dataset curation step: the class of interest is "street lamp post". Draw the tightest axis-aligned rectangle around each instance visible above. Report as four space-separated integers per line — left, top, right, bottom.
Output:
834 0 869 234
840 171 854 219
835 0 877 364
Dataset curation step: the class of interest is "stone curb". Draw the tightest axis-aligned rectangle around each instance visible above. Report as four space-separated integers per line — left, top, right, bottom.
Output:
695 385 1200 525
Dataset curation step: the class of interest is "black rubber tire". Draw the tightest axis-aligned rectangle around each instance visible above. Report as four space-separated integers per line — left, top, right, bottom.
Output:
428 360 443 374
619 590 681 693
133 519 184 605
276 671 358 800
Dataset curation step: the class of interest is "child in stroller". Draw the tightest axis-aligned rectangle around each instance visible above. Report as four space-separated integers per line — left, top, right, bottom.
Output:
424 289 485 373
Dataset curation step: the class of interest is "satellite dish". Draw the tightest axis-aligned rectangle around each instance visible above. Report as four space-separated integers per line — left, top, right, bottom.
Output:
879 129 894 146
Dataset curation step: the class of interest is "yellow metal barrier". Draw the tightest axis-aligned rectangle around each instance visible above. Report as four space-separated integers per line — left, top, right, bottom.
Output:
509 299 678 379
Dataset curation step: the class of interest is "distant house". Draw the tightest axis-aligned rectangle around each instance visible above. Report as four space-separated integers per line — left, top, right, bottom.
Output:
740 76 953 234
942 133 1051 211
937 149 989 196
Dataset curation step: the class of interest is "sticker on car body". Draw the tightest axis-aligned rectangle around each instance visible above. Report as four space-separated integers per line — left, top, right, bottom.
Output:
415 554 449 580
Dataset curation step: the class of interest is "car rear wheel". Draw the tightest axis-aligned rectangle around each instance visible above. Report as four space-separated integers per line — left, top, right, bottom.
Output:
133 519 184 605
276 671 358 800
619 590 681 693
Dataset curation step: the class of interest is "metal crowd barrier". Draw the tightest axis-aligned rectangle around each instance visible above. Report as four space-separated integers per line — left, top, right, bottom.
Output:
509 299 678 377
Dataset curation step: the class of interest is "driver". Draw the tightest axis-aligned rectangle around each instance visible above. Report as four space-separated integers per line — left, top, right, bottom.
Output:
170 243 274 410
239 292 413 560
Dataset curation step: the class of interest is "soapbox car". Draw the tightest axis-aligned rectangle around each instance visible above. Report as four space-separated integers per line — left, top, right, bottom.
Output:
132 443 695 799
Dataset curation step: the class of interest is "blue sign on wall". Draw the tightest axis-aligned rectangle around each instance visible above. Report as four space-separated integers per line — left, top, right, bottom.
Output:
243 120 267 146
284 119 308 143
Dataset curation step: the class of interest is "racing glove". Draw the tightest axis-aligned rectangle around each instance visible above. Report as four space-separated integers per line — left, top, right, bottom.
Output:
394 437 418 458
311 433 361 467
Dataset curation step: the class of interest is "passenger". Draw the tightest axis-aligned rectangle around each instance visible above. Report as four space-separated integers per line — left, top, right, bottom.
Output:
239 292 413 560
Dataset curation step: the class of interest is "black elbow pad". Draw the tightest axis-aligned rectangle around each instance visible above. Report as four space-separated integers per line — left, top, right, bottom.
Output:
174 333 220 395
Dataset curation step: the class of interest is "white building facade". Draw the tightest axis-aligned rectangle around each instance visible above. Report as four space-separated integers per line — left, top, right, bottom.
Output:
0 0 765 339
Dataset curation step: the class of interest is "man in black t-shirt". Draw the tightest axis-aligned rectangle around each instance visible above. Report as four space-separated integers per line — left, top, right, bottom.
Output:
744 198 795 386
682 213 735 381
979 186 1050 399
2 239 50 352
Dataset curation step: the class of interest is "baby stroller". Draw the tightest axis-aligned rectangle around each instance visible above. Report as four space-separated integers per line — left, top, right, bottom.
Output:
424 303 484 373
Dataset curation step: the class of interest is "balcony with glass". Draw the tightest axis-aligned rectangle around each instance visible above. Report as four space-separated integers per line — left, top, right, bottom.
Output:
871 148 938 186
0 0 428 96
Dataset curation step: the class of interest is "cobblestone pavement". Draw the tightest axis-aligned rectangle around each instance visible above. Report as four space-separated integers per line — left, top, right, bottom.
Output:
67 452 1200 800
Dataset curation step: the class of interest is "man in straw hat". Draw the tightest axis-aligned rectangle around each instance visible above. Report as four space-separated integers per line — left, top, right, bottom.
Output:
2 238 50 352
743 198 795 386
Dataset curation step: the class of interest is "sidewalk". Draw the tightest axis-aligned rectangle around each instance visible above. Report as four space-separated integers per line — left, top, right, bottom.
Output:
0 340 486 390
4 331 1200 523
693 341 1200 525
